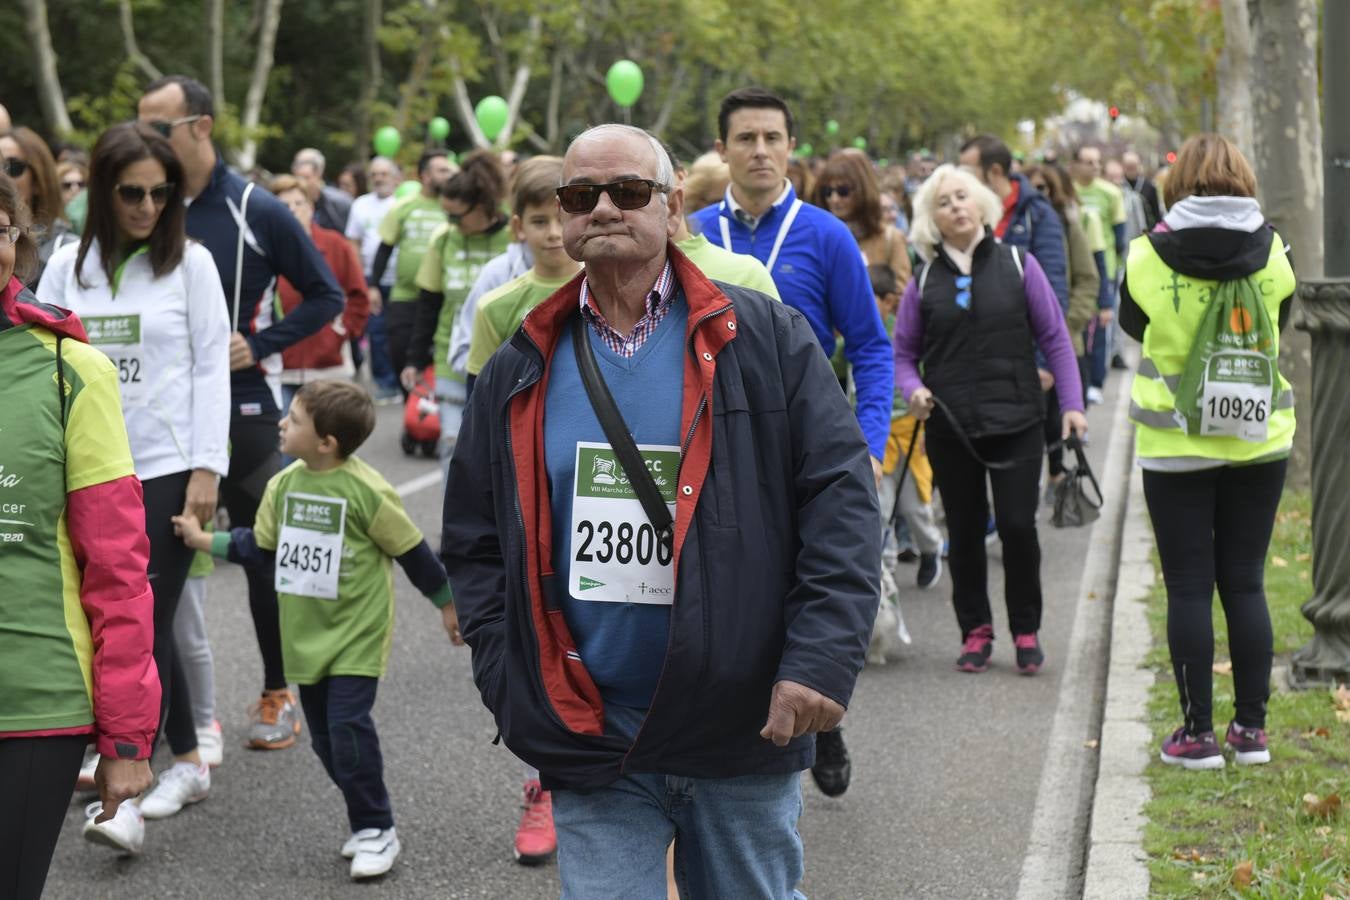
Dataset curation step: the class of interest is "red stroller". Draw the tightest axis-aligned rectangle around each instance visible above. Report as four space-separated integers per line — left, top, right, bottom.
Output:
400 366 441 457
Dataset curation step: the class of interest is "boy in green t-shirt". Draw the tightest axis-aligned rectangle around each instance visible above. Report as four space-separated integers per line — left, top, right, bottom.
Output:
466 155 580 383
173 381 461 882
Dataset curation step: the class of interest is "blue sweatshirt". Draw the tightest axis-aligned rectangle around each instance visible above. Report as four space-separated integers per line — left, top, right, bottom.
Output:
187 155 344 412
690 185 892 461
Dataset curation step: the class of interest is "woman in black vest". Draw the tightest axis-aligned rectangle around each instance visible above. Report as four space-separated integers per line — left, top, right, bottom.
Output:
893 164 1088 674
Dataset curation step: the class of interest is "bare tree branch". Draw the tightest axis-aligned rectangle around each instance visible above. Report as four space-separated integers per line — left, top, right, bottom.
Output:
206 0 225 103
18 0 72 134
119 0 162 81
499 14 542 148
647 61 688 136
236 0 284 171
354 0 383 160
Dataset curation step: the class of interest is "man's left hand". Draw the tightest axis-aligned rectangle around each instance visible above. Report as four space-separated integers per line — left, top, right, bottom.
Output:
871 455 883 489
229 332 256 371
759 680 845 747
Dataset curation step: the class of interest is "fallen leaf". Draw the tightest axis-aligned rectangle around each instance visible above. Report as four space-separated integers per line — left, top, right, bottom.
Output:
1193 872 1206 881
1213 661 1234 675
1316 727 1331 738
1303 792 1343 819
1338 709 1350 724
1087 591 1097 599
1316 825 1333 837
1084 739 1099 749
1302 571 1311 580
1258 822 1267 835
1296 552 1311 562
1334 685 1350 711
1272 556 1289 567
1232 860 1254 888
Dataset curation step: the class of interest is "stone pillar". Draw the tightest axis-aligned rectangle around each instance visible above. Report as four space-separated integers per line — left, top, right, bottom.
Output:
1289 281 1350 688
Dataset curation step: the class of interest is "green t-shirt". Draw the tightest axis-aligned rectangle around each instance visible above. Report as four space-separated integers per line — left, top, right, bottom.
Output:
1077 178 1126 279
378 195 447 302
467 269 575 376
1079 204 1107 255
252 455 425 683
414 222 513 382
677 233 781 300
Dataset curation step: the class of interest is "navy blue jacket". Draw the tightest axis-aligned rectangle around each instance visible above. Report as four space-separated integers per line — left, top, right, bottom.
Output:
187 155 344 411
1000 173 1070 313
441 246 880 790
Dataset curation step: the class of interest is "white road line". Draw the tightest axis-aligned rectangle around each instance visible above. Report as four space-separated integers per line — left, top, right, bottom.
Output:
1015 360 1137 900
394 469 443 498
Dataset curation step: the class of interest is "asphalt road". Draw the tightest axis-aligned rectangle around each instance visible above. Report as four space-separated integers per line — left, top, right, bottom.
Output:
43 368 1129 900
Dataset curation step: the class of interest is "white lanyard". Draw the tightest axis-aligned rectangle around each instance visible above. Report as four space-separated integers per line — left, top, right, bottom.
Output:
719 198 802 275
232 182 256 331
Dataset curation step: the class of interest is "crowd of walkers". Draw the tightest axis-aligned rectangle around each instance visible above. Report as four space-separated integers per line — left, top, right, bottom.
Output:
0 76 1295 898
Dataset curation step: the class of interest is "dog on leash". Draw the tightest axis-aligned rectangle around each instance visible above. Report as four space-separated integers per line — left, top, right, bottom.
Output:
868 563 911 665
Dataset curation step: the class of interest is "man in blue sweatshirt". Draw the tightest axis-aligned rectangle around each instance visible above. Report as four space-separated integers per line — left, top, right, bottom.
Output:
140 75 345 751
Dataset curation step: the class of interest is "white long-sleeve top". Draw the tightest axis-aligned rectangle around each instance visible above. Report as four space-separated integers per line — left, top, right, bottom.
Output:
38 239 232 481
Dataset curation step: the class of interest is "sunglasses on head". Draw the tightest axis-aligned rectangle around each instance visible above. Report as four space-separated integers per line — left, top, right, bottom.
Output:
115 182 175 207
820 185 852 198
147 115 203 138
3 158 29 179
556 179 668 214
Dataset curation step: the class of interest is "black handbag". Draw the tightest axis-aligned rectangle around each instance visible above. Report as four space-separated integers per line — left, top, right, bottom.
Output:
1050 434 1103 528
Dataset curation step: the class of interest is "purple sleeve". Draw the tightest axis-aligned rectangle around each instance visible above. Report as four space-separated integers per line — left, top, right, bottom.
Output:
892 277 925 401
1023 254 1084 414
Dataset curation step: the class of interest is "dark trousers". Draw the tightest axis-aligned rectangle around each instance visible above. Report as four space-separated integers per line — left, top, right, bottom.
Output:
0 735 86 900
298 676 393 831
365 284 398 391
927 421 1045 639
143 471 198 755
1043 387 1064 478
385 301 419 400
1143 459 1287 733
223 412 287 691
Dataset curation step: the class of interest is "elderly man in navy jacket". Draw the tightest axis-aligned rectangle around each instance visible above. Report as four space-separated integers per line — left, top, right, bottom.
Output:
442 124 879 898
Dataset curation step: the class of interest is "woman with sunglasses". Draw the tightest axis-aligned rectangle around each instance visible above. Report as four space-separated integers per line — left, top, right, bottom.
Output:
403 150 511 470
0 126 77 286
37 122 232 853
811 148 912 287
894 164 1086 675
0 171 157 897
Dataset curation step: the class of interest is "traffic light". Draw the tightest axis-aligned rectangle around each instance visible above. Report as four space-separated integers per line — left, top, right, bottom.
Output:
1108 106 1120 121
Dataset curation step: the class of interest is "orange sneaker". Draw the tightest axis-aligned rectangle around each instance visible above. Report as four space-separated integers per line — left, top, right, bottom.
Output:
248 689 301 749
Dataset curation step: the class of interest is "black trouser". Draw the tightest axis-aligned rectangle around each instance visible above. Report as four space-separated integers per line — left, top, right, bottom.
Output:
0 735 86 900
927 421 1045 639
1143 459 1286 733
143 471 198 755
298 676 393 831
385 300 419 400
1043 386 1064 478
222 412 287 692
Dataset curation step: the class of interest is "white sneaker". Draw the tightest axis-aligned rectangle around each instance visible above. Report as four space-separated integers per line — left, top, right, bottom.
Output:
196 720 224 767
349 827 400 879
76 747 100 791
341 827 379 859
139 761 210 819
82 800 145 855
1086 386 1104 405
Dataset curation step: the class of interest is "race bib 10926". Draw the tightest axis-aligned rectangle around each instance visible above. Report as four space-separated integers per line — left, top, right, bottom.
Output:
1199 351 1273 443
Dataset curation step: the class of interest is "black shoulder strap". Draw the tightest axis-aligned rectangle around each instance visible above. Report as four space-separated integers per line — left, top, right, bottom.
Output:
571 313 674 537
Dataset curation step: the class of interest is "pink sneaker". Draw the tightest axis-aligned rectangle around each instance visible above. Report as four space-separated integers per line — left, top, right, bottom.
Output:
1160 727 1225 770
1224 721 1270 765
956 624 994 673
1014 633 1044 675
513 780 556 865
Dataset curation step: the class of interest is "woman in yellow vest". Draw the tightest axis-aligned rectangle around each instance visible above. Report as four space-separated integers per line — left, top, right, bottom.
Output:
1118 134 1296 770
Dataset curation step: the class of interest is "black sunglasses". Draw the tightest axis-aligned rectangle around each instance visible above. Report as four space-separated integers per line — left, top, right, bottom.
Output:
556 179 668 214
147 115 203 138
115 182 176 207
820 185 852 198
3 158 29 179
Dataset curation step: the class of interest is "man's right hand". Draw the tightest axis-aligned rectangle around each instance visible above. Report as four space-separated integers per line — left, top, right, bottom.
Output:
368 286 383 314
94 757 152 822
908 387 935 422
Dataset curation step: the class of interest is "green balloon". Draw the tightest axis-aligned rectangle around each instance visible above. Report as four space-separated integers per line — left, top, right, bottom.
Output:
879 157 890 167
475 95 510 141
373 126 400 158
825 119 840 136
798 143 814 157
428 116 451 141
394 181 420 200
852 136 867 150
606 59 644 108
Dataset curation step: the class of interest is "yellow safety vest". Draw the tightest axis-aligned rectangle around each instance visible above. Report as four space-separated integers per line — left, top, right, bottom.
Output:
1127 231 1296 462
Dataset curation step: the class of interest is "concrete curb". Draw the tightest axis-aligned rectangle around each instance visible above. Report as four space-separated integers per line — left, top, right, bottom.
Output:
1082 451 1155 897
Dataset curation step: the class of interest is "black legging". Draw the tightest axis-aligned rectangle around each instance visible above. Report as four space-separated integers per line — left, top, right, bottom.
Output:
1143 458 1287 733
385 301 419 400
221 413 287 692
1043 386 1064 478
926 420 1045 639
143 471 197 755
0 735 86 899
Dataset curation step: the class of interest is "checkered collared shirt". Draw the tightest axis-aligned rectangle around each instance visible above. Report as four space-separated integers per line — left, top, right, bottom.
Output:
578 260 677 359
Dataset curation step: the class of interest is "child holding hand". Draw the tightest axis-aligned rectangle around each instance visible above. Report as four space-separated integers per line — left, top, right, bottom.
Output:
174 379 462 881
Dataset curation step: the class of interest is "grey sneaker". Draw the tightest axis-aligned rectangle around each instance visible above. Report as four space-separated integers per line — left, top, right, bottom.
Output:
248 689 301 750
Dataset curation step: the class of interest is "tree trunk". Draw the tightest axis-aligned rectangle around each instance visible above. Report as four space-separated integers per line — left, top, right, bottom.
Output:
498 15 541 149
395 0 438 134
119 0 163 81
354 0 383 161
545 44 563 151
1249 0 1322 489
19 0 73 135
236 0 284 172
207 0 225 106
450 68 490 149
1217 0 1254 157
647 62 688 137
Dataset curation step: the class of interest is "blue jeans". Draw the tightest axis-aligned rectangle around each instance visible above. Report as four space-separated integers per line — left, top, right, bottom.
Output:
551 704 807 900
298 675 393 832
1087 280 1118 389
365 284 398 391
436 375 467 481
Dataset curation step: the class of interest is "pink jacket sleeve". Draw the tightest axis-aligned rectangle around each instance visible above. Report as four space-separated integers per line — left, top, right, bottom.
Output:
66 475 161 759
